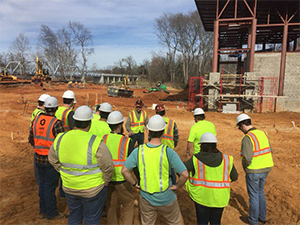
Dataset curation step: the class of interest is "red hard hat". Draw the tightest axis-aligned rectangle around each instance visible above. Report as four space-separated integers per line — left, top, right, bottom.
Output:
155 104 165 112
135 98 144 107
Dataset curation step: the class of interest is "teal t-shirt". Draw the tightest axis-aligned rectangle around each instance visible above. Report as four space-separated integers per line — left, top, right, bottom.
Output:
124 143 186 206
188 120 216 154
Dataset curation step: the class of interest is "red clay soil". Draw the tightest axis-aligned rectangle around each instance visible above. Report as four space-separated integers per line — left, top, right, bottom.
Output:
0 82 299 225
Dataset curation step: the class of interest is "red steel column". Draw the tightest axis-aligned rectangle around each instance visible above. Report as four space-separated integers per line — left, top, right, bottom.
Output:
278 23 288 96
212 20 219 72
249 19 257 72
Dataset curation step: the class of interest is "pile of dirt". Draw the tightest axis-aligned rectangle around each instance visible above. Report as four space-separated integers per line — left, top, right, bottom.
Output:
0 82 299 225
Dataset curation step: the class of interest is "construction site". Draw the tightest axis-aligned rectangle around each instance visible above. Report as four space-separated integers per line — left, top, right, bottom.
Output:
0 0 299 224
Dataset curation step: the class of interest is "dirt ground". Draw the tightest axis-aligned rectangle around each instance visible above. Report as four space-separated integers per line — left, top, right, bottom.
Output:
0 82 299 225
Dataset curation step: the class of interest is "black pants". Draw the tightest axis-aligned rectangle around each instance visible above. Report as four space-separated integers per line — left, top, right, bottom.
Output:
130 132 144 147
194 201 224 225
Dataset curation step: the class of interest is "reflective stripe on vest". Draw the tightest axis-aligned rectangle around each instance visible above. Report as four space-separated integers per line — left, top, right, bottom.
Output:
33 114 58 155
161 118 175 149
242 129 274 170
140 144 168 193
103 133 130 181
189 154 231 189
103 134 129 167
56 134 102 176
61 109 70 130
247 132 272 157
129 110 146 133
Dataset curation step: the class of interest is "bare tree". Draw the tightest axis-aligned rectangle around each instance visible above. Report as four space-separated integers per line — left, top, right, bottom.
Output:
68 21 94 81
155 13 180 83
37 25 60 78
57 28 77 80
155 11 213 85
122 55 137 81
9 33 31 75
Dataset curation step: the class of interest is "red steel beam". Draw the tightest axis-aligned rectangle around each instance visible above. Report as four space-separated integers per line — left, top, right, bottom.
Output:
212 20 219 72
242 0 255 17
249 19 257 72
278 23 288 96
218 0 231 19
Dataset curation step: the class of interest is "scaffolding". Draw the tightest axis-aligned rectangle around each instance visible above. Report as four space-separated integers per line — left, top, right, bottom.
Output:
188 74 278 112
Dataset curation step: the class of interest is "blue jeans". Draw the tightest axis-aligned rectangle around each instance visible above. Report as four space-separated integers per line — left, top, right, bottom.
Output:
34 154 39 186
246 172 269 225
194 201 224 225
130 132 144 147
36 162 60 218
65 186 107 225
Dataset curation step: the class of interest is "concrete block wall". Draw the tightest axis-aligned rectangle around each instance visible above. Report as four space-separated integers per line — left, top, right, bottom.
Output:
252 52 300 112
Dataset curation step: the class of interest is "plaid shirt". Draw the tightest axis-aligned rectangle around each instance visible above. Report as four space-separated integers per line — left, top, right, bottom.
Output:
28 113 64 164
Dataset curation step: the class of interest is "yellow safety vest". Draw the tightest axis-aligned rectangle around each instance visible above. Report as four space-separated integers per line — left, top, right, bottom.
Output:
161 117 175 149
189 120 216 154
89 120 111 139
103 133 130 182
186 154 233 208
129 110 147 133
30 108 44 127
138 144 169 194
55 106 72 131
53 130 104 190
242 129 274 170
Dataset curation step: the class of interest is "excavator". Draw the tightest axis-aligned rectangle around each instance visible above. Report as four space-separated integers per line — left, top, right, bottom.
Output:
0 67 17 81
143 81 169 94
107 75 134 98
31 57 51 82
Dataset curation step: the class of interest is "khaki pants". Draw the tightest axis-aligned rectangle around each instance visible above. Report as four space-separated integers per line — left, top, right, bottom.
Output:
139 195 183 225
107 182 134 225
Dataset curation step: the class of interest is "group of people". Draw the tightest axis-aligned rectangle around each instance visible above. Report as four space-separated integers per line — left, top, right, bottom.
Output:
28 91 274 225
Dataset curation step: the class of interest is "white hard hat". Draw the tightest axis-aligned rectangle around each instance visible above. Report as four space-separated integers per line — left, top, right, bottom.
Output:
74 98 77 104
193 108 205 116
99 102 112 112
147 115 166 131
38 94 50 102
44 97 59 108
107 111 125 124
62 90 75 99
236 113 251 125
200 133 218 143
73 106 94 121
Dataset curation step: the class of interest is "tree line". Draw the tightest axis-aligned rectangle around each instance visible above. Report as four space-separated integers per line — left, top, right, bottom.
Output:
0 11 213 86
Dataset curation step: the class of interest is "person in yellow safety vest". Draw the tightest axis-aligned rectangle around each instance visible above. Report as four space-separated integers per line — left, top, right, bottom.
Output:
186 108 216 159
55 90 76 131
28 97 66 220
236 114 274 225
121 115 189 225
155 104 179 185
154 104 179 149
185 133 238 225
48 106 114 225
89 102 112 138
30 93 50 186
125 98 148 147
103 111 135 225
30 94 50 127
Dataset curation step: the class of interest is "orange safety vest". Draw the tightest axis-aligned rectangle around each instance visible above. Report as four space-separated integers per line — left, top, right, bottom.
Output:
33 114 58 155
129 110 146 133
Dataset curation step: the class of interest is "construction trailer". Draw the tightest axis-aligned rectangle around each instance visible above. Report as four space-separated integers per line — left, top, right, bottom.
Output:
188 73 279 113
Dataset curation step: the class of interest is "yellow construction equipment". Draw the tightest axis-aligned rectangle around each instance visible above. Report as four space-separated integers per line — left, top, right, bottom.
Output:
0 67 17 81
32 57 51 82
107 75 134 98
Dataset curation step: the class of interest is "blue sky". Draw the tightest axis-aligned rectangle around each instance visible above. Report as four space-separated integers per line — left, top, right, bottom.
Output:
0 0 197 68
